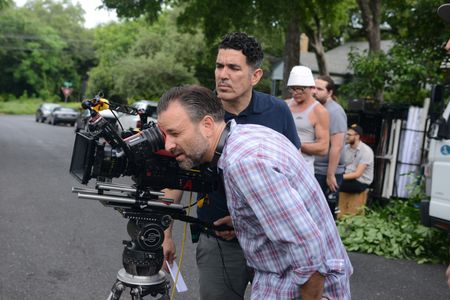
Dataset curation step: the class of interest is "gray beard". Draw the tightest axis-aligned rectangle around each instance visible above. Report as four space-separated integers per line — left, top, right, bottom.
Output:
178 157 199 170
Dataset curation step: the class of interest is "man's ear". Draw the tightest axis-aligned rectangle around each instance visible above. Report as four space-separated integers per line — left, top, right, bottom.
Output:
201 115 215 136
251 68 263 86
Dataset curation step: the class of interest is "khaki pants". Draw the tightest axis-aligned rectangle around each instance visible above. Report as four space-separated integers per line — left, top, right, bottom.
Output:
337 190 368 219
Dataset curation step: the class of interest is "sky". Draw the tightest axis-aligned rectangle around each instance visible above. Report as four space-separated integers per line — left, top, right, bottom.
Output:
14 0 118 28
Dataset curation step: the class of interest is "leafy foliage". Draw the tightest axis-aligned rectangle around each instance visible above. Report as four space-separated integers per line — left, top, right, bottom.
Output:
87 11 204 102
0 0 95 100
340 0 449 105
337 197 450 264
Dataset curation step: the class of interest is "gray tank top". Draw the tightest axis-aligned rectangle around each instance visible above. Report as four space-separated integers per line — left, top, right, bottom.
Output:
291 100 319 175
291 100 319 143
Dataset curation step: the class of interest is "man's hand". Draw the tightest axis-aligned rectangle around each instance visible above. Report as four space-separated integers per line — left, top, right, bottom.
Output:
300 271 325 300
213 216 235 240
162 235 176 272
326 174 338 193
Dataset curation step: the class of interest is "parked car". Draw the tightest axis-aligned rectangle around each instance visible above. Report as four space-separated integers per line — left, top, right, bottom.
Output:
47 107 79 126
74 109 118 133
117 100 158 133
35 103 61 123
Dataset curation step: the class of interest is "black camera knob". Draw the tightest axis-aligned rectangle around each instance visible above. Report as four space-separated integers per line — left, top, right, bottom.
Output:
161 215 172 228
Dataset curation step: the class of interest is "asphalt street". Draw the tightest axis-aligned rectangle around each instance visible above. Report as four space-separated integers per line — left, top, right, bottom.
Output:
0 115 449 300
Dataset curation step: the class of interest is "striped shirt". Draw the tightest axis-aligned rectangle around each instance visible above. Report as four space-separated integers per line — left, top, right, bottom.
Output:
218 120 353 299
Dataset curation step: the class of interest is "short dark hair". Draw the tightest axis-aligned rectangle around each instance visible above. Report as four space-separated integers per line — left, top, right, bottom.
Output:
349 124 363 136
219 32 264 69
316 75 337 100
158 85 225 123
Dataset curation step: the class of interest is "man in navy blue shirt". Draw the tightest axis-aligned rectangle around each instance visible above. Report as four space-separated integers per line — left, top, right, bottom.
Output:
162 32 300 300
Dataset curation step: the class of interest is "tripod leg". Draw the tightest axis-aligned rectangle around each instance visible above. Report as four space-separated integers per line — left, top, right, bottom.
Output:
107 280 126 300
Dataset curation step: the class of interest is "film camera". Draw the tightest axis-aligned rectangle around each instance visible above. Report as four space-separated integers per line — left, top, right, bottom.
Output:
69 96 221 299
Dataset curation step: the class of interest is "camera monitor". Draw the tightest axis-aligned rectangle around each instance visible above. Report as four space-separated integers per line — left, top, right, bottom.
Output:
70 132 96 184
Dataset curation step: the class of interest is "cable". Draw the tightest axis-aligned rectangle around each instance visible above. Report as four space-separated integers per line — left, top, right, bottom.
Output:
181 199 198 210
170 191 194 300
216 237 245 298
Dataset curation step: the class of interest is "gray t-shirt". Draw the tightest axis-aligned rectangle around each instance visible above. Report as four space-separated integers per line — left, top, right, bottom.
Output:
344 141 374 185
314 99 347 175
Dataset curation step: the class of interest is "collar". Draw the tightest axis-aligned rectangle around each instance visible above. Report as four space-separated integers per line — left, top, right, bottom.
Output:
224 90 270 119
208 121 231 173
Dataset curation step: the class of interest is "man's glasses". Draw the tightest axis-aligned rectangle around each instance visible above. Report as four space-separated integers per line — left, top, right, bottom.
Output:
288 86 309 93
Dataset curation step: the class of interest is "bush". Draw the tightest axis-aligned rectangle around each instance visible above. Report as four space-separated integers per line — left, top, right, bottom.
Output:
337 198 450 264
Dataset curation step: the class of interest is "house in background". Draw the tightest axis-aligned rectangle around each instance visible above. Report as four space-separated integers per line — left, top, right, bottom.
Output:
271 35 393 96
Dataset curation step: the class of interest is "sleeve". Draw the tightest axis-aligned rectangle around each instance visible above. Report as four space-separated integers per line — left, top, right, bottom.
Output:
225 156 328 285
329 106 347 135
359 146 374 166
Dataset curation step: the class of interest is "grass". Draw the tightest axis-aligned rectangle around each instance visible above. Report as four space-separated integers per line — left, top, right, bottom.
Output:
0 98 81 115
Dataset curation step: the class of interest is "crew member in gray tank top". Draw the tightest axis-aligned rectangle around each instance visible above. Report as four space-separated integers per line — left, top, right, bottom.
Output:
287 66 329 175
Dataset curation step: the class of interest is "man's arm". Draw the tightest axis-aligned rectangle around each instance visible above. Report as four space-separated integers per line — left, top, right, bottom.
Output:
301 106 329 156
343 163 367 180
162 189 183 269
300 271 325 300
326 132 345 192
281 101 302 149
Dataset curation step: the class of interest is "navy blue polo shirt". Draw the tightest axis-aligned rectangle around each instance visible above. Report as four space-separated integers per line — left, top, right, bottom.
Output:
197 90 300 224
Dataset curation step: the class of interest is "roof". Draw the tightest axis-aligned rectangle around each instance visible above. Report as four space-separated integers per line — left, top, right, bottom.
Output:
272 40 394 84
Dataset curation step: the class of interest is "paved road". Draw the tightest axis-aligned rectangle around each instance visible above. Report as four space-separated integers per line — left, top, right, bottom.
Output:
0 115 449 300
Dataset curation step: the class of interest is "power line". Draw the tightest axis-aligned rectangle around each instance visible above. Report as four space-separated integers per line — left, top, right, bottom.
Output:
0 34 93 45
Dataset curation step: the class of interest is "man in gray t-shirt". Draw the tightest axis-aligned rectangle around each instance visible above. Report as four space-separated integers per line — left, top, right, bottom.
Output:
314 75 347 219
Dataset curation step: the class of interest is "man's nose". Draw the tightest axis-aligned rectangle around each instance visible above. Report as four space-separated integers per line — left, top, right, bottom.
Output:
216 67 228 79
164 136 176 153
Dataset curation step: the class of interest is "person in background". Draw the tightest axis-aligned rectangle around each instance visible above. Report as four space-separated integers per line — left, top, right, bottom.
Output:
287 66 329 174
338 124 374 217
157 84 353 300
313 75 347 219
162 32 300 300
436 2 450 291
341 124 374 193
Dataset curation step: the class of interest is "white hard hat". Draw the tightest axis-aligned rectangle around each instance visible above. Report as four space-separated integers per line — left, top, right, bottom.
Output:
287 66 315 87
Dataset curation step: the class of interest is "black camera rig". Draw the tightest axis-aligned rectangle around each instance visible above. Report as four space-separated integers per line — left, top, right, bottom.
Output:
69 95 226 299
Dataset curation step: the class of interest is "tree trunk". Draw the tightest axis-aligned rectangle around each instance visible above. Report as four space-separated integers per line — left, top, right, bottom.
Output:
357 0 383 103
282 15 300 99
306 14 328 76
357 0 381 53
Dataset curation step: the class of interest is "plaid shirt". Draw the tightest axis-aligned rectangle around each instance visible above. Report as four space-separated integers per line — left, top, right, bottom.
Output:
218 121 353 299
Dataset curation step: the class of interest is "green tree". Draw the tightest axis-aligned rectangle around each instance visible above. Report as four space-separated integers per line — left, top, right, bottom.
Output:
0 0 12 10
176 0 354 97
87 10 203 102
0 6 66 99
100 0 354 98
25 0 97 99
341 0 448 105
87 20 142 101
0 0 95 100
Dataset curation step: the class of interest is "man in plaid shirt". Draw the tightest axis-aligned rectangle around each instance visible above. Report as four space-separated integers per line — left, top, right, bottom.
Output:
157 85 352 300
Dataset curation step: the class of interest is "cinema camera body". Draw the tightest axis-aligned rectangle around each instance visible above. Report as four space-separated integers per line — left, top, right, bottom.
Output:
69 96 220 298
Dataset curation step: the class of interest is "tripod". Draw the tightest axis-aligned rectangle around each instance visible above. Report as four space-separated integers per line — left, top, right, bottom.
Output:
107 268 170 300
73 183 228 299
